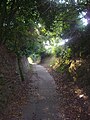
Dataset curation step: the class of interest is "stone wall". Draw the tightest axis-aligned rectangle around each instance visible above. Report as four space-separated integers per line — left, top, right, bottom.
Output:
21 56 31 81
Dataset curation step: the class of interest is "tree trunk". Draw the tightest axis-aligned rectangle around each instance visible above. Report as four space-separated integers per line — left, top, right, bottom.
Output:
17 56 24 81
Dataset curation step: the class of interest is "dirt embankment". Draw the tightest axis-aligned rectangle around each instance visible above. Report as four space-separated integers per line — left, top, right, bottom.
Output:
0 45 32 119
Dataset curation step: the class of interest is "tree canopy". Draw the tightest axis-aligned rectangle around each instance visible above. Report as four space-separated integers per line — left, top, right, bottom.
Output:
0 0 90 58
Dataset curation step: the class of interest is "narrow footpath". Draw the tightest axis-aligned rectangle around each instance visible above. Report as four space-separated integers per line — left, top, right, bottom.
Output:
22 64 62 120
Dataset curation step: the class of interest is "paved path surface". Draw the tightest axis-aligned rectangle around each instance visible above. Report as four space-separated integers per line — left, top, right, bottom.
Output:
23 64 62 120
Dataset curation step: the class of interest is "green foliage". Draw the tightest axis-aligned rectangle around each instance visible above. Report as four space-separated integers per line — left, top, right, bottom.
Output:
0 0 40 56
53 46 72 59
56 63 68 72
30 53 41 63
0 0 90 59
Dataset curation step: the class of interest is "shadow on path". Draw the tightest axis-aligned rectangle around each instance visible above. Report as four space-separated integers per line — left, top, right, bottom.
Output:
23 64 63 120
